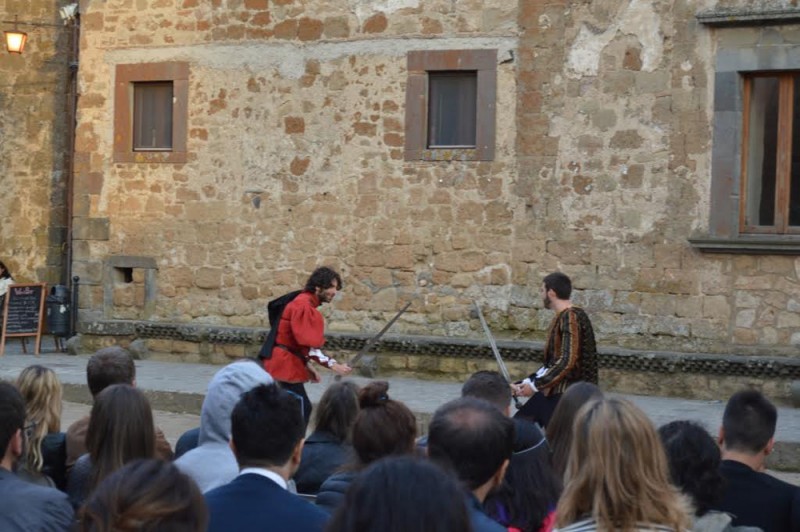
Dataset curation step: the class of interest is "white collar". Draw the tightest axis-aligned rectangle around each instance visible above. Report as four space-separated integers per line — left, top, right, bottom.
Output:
238 467 288 490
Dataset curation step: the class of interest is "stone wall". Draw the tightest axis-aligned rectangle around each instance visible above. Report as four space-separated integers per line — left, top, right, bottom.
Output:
0 0 72 284
70 0 800 357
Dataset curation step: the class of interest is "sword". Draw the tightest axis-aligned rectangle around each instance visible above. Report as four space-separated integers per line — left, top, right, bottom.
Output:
474 301 522 409
347 301 412 374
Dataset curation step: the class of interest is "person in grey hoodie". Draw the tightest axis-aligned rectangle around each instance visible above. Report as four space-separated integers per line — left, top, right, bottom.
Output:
175 359 273 493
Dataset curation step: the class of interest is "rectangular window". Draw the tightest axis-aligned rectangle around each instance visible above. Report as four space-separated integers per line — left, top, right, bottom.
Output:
405 50 496 161
133 82 173 151
114 62 188 164
741 73 800 234
427 72 477 148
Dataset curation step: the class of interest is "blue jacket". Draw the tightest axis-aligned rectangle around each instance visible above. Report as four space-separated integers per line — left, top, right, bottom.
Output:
205 472 329 532
294 431 352 495
0 467 74 531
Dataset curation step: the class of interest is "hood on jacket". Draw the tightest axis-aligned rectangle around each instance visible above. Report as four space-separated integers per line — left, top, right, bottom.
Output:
198 359 273 445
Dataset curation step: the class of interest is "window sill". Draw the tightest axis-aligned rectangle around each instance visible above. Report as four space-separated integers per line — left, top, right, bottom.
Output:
113 151 187 164
688 236 800 254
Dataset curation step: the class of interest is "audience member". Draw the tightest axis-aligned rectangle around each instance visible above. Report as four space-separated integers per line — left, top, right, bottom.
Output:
67 384 156 508
174 427 200 459
204 383 328 532
316 381 417 513
659 420 760 532
175 359 272 492
0 259 13 299
328 456 473 532
712 390 800 531
485 420 561 532
428 397 515 532
294 380 359 494
80 458 207 532
554 397 690 531
16 364 67 489
545 381 603 478
66 346 172 467
0 382 73 530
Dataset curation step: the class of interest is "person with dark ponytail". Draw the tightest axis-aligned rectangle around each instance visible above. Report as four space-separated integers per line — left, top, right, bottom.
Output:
0 260 14 301
316 381 417 513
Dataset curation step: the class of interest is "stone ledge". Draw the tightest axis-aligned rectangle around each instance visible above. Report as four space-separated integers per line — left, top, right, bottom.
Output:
78 319 800 379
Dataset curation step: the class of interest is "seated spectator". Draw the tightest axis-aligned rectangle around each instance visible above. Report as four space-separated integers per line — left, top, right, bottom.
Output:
175 359 272 492
316 381 417 513
204 383 329 532
428 397 515 532
174 427 200 459
711 390 800 531
554 397 690 531
0 382 73 530
16 364 68 489
484 419 561 532
659 420 760 532
80 458 207 532
545 382 603 478
66 346 172 468
294 380 359 495
67 384 156 508
328 456 472 532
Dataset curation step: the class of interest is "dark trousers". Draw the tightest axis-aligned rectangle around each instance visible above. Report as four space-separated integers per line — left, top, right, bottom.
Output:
513 392 562 429
278 381 312 426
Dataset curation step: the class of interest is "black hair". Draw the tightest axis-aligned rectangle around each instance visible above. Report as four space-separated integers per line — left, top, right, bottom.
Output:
461 371 511 412
427 397 515 491
722 389 777 454
87 347 136 397
327 456 473 532
304 266 343 292
543 272 572 300
313 380 359 443
231 383 305 468
0 260 11 280
485 422 562 531
658 420 723 517
0 382 25 454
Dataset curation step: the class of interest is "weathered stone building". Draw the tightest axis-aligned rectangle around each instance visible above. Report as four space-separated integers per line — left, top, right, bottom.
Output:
4 0 800 395
0 0 75 284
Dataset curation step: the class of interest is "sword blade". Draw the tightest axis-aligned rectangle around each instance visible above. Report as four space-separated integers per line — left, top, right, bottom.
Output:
474 302 512 384
350 301 412 366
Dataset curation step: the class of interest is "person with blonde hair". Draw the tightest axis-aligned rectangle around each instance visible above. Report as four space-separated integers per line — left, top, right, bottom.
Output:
16 364 67 489
555 398 691 532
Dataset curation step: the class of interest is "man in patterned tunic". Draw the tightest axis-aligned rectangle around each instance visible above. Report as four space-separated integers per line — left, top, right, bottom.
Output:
512 272 598 427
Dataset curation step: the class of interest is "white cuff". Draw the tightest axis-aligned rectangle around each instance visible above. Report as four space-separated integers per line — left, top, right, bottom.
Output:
522 377 538 393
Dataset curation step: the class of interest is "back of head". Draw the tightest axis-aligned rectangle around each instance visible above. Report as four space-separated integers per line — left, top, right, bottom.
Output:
81 459 207 532
351 381 417 467
461 371 511 413
199 360 273 446
557 398 689 531
722 389 777 454
305 266 343 291
15 365 63 472
87 347 136 397
658 420 722 517
543 272 572 300
327 456 472 532
88 384 155 489
313 380 360 443
546 382 603 477
428 397 515 491
230 383 305 468
0 382 25 457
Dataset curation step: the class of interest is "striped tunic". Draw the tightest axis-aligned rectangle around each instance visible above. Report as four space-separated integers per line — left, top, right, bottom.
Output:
530 306 598 395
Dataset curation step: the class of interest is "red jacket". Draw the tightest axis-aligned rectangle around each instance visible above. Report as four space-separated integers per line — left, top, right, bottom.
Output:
263 291 327 383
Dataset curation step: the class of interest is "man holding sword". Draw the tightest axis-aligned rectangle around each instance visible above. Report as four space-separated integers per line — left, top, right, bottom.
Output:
511 272 598 427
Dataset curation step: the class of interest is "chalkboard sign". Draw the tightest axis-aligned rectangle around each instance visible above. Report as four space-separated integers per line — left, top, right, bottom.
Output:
1 283 46 356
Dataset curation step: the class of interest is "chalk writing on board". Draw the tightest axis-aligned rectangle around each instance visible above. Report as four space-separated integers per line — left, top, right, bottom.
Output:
5 285 45 335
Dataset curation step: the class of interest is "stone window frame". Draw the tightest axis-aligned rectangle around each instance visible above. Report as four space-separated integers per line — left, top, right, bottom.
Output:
404 49 497 162
113 62 189 164
691 9 800 254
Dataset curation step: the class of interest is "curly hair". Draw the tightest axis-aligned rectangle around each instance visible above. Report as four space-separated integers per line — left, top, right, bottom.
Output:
658 420 723 516
15 365 62 473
